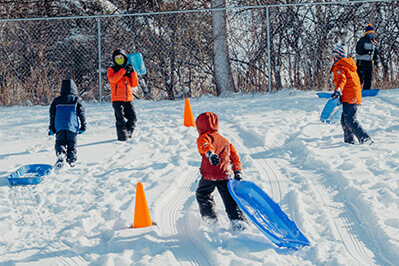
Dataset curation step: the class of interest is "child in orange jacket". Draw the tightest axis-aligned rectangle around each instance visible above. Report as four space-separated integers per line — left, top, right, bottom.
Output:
331 44 373 145
107 49 139 141
195 112 246 229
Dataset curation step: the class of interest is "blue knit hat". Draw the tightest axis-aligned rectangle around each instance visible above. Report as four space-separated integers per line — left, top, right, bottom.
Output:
332 44 348 62
365 23 375 35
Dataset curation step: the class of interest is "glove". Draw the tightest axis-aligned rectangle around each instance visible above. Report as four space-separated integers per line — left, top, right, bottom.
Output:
125 64 134 74
78 128 86 134
331 90 342 100
234 170 243 181
48 128 55 136
206 151 220 166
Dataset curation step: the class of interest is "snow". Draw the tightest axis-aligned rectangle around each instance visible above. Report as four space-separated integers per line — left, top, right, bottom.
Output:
0 89 398 265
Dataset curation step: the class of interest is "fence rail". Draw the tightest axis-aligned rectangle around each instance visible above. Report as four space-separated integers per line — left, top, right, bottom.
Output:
0 0 398 105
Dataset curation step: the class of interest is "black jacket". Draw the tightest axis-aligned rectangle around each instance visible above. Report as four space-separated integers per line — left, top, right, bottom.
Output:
356 36 379 63
49 79 86 133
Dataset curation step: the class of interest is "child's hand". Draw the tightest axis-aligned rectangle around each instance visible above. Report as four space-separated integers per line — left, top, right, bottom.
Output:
234 170 243 181
125 64 134 74
331 90 342 99
48 129 55 136
206 151 220 166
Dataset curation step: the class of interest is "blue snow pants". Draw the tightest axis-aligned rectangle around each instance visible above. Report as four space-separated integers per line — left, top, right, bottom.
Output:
341 102 370 144
55 130 78 163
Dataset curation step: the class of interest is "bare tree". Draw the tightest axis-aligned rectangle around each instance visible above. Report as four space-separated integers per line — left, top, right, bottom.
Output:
211 0 235 95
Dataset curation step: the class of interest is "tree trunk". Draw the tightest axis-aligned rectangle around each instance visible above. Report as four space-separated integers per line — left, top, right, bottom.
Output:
211 0 235 96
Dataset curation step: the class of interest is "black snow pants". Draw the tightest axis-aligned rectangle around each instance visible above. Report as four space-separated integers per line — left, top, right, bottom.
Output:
55 130 78 163
196 178 245 222
112 101 137 141
341 102 370 144
357 60 373 90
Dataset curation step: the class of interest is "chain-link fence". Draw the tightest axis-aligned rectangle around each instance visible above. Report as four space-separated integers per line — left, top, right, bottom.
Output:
0 0 398 105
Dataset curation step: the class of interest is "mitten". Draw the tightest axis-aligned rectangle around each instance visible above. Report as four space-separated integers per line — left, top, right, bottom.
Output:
78 128 86 134
206 151 220 166
125 64 134 74
234 170 243 181
48 128 55 136
331 90 342 100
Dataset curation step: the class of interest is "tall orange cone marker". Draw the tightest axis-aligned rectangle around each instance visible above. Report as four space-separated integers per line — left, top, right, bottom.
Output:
133 182 153 228
184 98 195 127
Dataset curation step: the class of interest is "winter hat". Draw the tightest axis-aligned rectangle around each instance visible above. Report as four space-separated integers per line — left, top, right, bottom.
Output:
365 23 375 35
332 44 348 62
112 49 128 67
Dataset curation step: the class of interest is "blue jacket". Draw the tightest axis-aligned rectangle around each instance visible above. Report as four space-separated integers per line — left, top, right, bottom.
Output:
49 79 86 134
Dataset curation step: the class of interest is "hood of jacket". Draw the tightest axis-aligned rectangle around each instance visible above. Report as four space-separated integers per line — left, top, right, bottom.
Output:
332 57 357 72
112 49 128 68
195 112 219 135
60 79 78 95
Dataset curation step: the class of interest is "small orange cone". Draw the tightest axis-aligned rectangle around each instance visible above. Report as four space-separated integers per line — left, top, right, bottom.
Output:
184 98 195 127
133 182 153 228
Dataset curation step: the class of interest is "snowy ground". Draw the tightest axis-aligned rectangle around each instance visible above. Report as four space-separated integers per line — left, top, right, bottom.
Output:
0 89 398 265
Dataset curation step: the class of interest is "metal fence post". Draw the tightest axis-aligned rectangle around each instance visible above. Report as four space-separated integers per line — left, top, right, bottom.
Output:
266 6 271 93
97 17 102 102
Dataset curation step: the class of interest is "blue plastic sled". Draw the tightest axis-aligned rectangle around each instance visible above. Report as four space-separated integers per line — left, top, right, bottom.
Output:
127 53 147 75
6 164 53 186
317 89 379 99
320 98 342 124
228 180 311 249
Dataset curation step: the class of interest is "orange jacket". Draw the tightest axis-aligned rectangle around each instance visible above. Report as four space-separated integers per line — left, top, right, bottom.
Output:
331 58 362 105
196 112 241 181
107 67 139 102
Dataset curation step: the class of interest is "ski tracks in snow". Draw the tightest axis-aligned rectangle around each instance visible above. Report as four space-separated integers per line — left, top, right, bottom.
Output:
156 167 215 265
298 168 376 265
221 125 288 203
222 122 378 265
285 122 383 265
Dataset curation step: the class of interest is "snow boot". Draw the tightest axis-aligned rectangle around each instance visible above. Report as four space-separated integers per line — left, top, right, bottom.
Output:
67 159 76 167
231 219 247 231
202 216 218 225
361 137 374 146
55 153 66 169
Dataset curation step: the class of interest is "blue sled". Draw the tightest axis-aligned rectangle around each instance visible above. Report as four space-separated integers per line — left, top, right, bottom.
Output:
228 180 311 249
6 164 53 186
127 53 147 75
320 98 342 124
317 89 379 99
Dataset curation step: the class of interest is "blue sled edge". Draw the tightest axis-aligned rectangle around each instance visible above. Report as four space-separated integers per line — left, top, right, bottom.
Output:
126 53 147 76
228 180 311 249
320 98 342 124
6 164 53 185
317 89 379 99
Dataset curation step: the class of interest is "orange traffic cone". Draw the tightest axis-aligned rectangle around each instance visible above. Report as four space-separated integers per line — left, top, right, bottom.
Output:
184 98 195 127
133 182 153 228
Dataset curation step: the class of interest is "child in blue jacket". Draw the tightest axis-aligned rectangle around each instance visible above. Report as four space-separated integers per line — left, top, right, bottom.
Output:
49 79 86 168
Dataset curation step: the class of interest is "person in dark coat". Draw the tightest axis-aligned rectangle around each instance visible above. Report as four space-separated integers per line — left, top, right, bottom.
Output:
107 49 139 141
356 23 380 90
195 112 246 230
49 79 87 167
